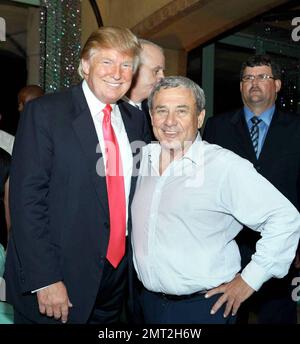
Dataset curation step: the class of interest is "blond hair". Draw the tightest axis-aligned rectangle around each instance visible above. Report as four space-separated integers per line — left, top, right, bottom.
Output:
78 26 141 78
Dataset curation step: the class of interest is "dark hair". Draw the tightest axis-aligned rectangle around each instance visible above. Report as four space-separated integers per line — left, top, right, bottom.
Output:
240 55 281 80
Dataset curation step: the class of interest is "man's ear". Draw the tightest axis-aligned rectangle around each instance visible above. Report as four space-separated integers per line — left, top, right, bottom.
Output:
81 59 90 76
198 110 205 129
275 79 281 94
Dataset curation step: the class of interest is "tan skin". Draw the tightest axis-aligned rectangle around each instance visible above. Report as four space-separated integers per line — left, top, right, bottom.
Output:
151 86 255 317
37 47 136 323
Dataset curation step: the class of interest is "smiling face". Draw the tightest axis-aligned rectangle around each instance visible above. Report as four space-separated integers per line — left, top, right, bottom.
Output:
151 87 205 156
81 47 135 104
240 65 281 114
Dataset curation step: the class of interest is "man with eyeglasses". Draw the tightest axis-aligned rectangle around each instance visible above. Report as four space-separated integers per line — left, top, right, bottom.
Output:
203 54 300 324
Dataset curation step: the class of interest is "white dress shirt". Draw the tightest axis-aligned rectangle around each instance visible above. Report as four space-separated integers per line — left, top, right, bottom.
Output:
82 80 133 229
0 130 14 155
131 134 300 295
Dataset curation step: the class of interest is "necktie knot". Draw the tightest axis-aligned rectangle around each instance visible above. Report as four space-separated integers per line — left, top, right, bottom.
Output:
250 116 261 126
103 104 112 123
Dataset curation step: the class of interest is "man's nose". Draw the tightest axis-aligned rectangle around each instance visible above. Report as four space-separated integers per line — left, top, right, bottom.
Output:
164 112 177 126
112 64 122 80
157 69 164 81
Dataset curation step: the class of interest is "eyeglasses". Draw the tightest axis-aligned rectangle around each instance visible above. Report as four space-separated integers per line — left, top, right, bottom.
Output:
241 74 275 82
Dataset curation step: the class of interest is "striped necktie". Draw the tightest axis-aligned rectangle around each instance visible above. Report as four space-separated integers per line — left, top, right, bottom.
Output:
250 116 261 157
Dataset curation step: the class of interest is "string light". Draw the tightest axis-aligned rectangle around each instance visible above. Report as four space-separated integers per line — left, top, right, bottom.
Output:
39 0 81 93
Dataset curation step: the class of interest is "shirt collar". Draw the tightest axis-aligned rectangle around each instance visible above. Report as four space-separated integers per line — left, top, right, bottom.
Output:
82 80 116 117
244 105 275 127
182 133 203 166
148 133 203 168
122 95 142 110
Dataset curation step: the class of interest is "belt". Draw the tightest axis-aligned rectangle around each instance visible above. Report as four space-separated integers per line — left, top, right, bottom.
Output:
151 289 208 301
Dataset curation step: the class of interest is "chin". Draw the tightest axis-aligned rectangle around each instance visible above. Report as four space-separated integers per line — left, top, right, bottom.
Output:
160 141 182 151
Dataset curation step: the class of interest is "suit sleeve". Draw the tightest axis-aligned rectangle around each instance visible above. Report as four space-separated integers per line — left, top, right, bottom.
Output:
9 100 62 293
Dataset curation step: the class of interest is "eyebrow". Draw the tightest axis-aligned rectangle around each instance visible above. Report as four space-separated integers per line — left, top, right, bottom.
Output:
154 105 167 110
154 104 190 111
176 105 189 110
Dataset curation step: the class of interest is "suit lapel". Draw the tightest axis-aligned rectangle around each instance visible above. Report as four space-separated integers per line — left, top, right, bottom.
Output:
118 100 138 144
230 109 257 162
71 83 109 217
117 100 142 214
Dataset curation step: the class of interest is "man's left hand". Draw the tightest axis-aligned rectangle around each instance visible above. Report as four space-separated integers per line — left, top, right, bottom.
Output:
205 274 255 317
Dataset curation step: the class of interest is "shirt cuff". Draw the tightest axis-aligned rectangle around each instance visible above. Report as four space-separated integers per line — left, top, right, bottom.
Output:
31 285 50 293
241 260 272 291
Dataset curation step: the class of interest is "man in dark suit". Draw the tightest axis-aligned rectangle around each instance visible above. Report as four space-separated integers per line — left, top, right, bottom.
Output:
124 39 165 139
4 26 151 324
203 54 300 324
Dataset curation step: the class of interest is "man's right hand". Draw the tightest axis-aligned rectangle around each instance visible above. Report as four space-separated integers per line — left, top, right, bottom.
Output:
37 281 73 323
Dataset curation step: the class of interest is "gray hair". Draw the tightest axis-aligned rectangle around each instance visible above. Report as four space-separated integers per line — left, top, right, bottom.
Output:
148 76 205 113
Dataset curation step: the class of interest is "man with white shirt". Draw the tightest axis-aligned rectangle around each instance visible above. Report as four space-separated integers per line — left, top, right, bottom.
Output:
5 26 151 324
131 76 300 324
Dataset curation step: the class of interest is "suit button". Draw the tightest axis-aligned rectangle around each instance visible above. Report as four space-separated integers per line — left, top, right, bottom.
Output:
255 165 261 172
104 222 109 229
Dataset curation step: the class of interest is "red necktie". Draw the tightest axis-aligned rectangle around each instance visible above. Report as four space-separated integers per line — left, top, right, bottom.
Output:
102 104 126 268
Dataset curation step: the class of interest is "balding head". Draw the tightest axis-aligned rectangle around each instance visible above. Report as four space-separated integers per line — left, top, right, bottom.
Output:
127 39 165 103
18 85 44 112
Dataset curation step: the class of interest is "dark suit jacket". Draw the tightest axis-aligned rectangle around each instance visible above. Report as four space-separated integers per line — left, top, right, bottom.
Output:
125 99 156 141
4 82 152 323
203 108 300 289
203 108 300 210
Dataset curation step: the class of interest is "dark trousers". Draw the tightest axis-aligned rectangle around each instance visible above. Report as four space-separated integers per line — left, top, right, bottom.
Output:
141 288 236 324
236 231 298 324
14 254 128 324
88 254 128 324
14 309 35 324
